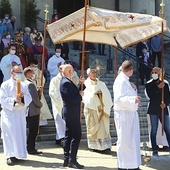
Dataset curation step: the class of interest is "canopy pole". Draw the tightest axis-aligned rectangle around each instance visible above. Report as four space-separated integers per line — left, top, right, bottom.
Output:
114 47 118 79
160 1 165 135
40 4 49 90
81 0 88 77
80 0 88 122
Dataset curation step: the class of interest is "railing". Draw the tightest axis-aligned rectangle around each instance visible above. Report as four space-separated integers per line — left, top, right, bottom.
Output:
116 46 170 87
36 16 45 23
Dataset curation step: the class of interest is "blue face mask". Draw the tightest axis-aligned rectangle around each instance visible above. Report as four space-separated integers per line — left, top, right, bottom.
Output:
142 50 147 54
36 43 41 46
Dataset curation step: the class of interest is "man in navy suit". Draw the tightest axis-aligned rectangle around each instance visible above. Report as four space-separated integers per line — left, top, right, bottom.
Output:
60 64 84 169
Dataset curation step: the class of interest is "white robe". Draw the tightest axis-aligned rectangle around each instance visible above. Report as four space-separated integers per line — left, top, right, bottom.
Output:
113 72 141 169
83 78 113 150
47 55 65 80
0 53 23 81
0 78 32 159
49 73 65 140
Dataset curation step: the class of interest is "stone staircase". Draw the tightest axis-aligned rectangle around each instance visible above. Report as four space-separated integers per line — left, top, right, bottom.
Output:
2 40 170 146
37 69 149 143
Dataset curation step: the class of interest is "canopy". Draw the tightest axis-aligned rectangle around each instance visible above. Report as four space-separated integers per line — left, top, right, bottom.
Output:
47 6 167 49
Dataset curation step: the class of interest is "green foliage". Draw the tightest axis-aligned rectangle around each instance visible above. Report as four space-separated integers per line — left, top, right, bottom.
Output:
24 0 40 29
0 0 13 18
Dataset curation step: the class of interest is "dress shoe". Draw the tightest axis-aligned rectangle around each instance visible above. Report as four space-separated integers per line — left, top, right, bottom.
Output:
63 159 68 167
152 150 158 156
68 161 84 169
11 157 19 162
6 158 14 166
28 149 42 155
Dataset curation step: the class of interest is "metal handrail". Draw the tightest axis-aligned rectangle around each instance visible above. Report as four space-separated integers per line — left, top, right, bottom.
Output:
117 46 170 87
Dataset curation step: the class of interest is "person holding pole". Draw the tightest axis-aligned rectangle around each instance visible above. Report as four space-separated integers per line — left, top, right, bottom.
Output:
0 65 32 165
60 64 84 169
145 67 170 156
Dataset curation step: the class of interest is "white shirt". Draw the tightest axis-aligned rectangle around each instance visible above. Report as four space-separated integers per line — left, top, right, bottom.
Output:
47 55 65 80
0 53 23 81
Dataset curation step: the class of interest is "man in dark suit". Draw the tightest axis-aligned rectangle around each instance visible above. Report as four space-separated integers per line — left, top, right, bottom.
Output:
24 67 42 155
60 64 84 169
145 67 170 156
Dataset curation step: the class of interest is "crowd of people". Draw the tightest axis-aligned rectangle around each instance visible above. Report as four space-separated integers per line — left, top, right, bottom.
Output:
0 12 170 170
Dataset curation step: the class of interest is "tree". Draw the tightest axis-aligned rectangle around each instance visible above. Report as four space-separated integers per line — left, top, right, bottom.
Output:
24 0 40 29
0 0 13 18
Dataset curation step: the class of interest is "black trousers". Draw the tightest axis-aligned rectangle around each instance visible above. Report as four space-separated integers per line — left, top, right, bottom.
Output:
26 114 39 152
152 51 161 68
64 119 81 163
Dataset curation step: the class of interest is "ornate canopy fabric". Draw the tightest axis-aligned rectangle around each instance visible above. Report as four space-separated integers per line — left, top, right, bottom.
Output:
47 6 167 49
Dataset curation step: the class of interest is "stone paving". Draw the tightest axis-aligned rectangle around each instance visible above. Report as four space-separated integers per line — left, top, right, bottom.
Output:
0 141 170 170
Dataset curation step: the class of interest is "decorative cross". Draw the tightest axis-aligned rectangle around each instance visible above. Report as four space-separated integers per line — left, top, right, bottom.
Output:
129 14 134 20
44 4 49 20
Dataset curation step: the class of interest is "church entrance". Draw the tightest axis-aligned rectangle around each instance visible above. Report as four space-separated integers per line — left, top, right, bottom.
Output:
53 0 84 17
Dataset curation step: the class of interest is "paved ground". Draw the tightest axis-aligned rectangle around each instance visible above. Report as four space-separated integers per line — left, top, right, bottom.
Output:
0 140 170 170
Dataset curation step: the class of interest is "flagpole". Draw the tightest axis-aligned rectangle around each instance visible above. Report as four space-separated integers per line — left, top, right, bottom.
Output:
160 0 165 135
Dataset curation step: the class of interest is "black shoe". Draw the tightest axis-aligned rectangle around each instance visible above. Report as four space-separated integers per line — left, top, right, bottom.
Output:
6 158 14 166
63 159 68 167
160 146 170 152
28 149 42 155
55 139 61 145
112 142 117 146
152 150 158 156
11 157 19 162
68 161 84 169
60 138 65 147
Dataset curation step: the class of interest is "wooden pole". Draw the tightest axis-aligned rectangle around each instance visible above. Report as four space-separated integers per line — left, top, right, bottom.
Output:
160 1 165 135
38 4 49 134
80 0 88 122
40 4 49 90
114 47 117 79
161 21 165 135
81 0 88 78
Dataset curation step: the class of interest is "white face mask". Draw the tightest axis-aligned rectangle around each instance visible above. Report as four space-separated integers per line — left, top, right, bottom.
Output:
55 52 61 57
14 73 22 80
152 73 159 80
10 49 16 55
32 67 38 71
32 74 36 80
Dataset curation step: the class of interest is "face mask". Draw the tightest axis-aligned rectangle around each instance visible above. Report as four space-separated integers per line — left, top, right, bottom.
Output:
10 49 16 55
5 17 9 20
32 67 38 71
36 43 41 46
6 35 11 39
55 52 61 57
14 73 22 80
152 73 159 80
32 74 36 80
142 50 147 54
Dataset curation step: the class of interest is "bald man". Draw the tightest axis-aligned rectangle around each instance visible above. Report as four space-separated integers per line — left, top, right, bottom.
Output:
145 67 170 156
59 64 84 169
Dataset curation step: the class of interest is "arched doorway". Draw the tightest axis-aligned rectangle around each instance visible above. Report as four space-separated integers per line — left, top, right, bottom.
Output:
53 0 84 17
